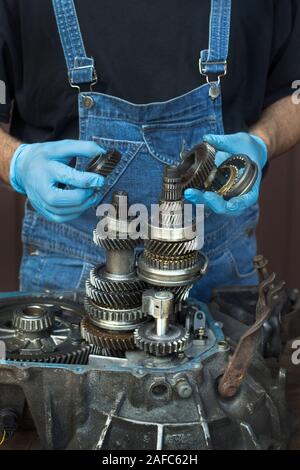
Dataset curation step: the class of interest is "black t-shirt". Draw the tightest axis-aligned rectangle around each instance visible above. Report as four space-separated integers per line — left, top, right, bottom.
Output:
0 0 299 143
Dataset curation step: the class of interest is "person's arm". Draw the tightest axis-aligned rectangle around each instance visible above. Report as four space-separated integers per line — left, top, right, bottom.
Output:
250 95 300 160
0 125 20 185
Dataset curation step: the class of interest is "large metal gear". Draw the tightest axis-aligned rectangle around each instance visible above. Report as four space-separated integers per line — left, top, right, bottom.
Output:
143 250 200 270
144 239 198 257
93 231 140 251
178 142 217 190
84 296 146 325
81 316 135 353
86 279 142 309
0 298 96 364
89 266 146 293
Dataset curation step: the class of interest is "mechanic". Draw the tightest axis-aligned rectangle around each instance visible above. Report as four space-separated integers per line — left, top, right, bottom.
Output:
0 0 300 301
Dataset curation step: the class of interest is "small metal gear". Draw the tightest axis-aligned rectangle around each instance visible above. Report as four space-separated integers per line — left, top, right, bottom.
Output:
81 316 135 352
12 304 57 333
210 164 239 196
211 154 258 200
93 230 140 251
134 322 190 356
84 296 146 324
143 250 200 270
160 166 183 202
90 266 147 292
86 279 142 309
144 239 198 257
86 149 121 177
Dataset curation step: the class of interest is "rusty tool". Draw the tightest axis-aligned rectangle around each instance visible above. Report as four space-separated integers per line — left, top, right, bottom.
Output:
218 272 285 398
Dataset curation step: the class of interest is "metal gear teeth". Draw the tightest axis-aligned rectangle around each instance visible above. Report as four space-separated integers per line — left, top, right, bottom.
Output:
182 153 216 190
143 250 199 270
85 280 143 309
84 296 145 323
81 316 135 352
93 230 141 250
97 157 120 177
133 328 190 356
144 239 198 257
90 267 147 292
159 201 183 212
7 343 98 365
155 285 192 303
161 184 182 202
12 310 55 333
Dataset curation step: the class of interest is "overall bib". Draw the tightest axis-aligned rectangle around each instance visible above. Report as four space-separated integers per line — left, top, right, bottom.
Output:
20 0 259 302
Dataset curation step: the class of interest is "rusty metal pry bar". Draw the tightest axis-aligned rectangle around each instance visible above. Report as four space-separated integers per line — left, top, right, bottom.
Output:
218 272 285 398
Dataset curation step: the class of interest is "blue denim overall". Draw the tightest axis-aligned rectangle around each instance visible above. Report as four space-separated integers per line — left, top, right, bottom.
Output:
20 0 259 302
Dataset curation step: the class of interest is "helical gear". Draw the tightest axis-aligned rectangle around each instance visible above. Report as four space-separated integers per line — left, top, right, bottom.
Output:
178 143 217 190
90 266 147 292
82 191 147 356
144 239 198 257
81 316 135 353
93 230 140 250
86 279 142 309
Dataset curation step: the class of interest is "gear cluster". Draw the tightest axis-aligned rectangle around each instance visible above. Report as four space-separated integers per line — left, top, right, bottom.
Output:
0 299 96 364
81 191 148 355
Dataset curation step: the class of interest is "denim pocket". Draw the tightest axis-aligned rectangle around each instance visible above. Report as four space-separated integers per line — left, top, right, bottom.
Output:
142 116 218 165
79 137 143 204
20 247 94 292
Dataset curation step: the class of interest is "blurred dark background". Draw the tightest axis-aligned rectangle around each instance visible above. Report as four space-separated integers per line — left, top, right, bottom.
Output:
0 146 299 292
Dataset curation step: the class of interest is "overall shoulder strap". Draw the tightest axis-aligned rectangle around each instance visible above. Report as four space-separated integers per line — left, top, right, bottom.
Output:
52 0 97 88
200 0 231 81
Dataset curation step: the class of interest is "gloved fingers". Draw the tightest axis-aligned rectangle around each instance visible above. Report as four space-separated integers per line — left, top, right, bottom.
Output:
30 193 101 222
40 191 102 217
214 151 231 167
184 188 256 217
47 140 105 161
203 133 240 154
52 162 105 189
42 185 95 207
185 189 229 214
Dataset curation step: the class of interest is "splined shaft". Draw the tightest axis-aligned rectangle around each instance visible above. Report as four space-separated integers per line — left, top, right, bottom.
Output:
137 165 207 304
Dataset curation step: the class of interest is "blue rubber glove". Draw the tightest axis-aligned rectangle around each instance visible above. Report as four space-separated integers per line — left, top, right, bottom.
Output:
184 132 268 216
10 140 106 223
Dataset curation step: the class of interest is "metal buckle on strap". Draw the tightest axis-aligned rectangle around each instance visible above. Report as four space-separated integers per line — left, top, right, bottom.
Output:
199 59 227 99
68 67 98 93
199 59 227 79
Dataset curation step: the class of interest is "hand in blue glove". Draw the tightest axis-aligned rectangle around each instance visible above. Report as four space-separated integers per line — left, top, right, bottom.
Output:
184 132 268 216
10 140 106 223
